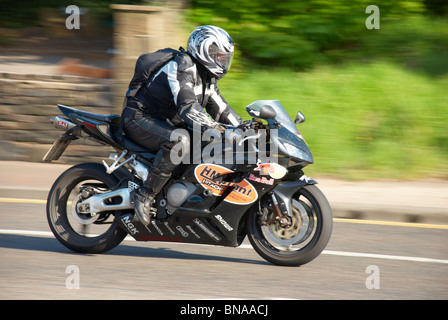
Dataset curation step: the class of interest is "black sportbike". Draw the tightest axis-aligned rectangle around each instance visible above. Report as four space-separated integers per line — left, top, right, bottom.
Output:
44 100 332 266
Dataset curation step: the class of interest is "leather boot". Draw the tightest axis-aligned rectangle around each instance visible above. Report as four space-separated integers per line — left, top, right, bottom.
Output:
133 170 171 225
133 187 155 226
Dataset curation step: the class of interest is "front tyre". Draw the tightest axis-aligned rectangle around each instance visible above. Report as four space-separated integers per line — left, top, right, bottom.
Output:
247 185 333 266
47 162 127 254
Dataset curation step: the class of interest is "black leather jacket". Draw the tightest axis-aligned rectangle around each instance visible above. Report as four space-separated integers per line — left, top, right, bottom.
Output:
134 52 242 130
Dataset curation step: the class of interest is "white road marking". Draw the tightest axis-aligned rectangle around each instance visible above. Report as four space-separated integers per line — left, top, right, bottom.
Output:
321 250 448 264
3 197 448 230
1 228 447 265
0 229 53 237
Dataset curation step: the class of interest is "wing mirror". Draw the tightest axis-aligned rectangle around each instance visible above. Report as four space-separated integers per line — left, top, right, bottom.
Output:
246 104 277 120
294 111 306 124
259 105 276 119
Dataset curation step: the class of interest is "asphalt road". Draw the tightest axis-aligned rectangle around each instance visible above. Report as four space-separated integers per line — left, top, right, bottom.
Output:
1 200 447 301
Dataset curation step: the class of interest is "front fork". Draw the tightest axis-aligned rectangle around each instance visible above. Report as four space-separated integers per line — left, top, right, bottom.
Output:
263 193 291 227
268 175 317 221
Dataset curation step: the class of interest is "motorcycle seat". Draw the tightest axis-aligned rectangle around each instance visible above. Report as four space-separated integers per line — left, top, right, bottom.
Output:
121 136 156 159
74 109 120 123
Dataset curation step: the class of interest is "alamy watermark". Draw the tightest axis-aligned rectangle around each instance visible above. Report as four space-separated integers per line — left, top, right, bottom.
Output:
365 265 380 290
65 4 380 31
65 265 80 289
65 5 80 30
169 123 279 166
365 5 380 30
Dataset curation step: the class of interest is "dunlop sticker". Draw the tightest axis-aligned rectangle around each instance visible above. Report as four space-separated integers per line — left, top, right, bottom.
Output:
194 164 258 205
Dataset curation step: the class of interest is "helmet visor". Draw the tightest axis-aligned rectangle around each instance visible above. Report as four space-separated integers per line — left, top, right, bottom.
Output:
215 52 233 72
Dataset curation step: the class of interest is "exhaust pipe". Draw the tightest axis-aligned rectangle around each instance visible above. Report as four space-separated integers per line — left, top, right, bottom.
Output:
51 115 77 131
43 116 81 163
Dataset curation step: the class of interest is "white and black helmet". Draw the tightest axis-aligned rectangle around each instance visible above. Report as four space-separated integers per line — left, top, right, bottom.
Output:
187 25 234 79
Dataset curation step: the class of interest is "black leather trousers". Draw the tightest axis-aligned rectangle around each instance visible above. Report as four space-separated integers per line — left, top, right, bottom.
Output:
121 99 189 178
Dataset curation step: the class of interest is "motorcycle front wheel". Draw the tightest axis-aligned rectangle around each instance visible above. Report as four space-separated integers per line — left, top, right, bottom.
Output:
246 184 333 266
47 162 127 254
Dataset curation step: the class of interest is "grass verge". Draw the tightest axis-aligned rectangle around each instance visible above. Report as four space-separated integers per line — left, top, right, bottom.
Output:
219 62 448 180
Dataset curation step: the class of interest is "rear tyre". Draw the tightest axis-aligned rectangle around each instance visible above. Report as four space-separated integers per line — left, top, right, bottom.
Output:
247 185 333 266
47 163 127 253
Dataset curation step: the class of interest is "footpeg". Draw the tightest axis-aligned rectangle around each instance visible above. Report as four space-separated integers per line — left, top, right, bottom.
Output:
102 150 136 174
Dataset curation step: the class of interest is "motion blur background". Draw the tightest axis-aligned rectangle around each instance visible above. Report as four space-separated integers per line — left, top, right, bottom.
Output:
0 0 447 180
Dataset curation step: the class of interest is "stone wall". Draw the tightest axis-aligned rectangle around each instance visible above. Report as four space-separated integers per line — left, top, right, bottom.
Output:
0 72 116 164
0 3 189 164
110 4 188 112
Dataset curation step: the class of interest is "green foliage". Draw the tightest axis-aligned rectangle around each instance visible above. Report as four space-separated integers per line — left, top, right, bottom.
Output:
190 0 448 179
218 63 448 179
359 16 448 77
189 0 431 70
1 0 446 179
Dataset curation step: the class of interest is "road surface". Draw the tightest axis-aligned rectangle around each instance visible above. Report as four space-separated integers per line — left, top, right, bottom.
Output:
1 200 447 301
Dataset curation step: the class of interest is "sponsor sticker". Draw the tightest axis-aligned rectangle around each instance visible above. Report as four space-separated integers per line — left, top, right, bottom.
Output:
194 164 258 205
248 173 274 185
176 225 189 237
215 214 233 232
253 159 287 179
121 215 139 235
58 119 69 129
193 218 221 242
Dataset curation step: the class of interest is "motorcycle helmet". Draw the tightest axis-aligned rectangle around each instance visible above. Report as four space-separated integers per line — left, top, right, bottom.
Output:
187 25 234 79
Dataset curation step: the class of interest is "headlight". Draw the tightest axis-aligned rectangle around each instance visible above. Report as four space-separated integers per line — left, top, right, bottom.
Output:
280 141 313 163
282 141 302 157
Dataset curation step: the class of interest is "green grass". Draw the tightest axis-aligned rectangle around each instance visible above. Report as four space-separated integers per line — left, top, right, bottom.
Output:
218 62 448 180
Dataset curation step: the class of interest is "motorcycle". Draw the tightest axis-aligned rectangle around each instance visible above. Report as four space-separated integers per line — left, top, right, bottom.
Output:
44 100 332 266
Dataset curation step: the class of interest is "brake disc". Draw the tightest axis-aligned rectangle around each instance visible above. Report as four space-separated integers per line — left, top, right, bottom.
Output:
261 199 314 247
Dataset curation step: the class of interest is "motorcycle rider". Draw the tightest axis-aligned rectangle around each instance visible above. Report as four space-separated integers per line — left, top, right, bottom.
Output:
121 25 242 225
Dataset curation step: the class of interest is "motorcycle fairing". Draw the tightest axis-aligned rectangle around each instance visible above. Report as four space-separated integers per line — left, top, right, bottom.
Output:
115 160 316 247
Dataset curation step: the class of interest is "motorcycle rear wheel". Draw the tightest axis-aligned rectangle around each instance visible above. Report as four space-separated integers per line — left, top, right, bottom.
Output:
247 185 333 266
47 162 127 253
